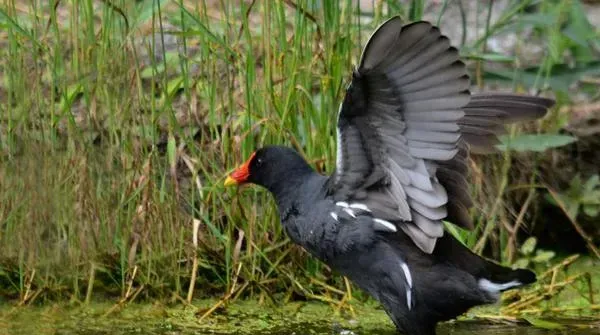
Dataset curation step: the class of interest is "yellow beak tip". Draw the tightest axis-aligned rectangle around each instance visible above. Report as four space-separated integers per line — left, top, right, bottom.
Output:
224 176 237 187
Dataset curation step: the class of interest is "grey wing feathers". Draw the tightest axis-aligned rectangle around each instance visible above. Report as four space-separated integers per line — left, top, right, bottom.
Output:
439 94 555 228
330 16 554 254
462 94 555 153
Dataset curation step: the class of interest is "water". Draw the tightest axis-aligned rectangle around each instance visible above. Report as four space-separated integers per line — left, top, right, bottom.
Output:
1 303 598 335
259 322 600 335
3 320 599 335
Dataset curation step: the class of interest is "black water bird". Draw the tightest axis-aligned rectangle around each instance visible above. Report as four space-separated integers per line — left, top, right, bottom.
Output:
225 17 553 335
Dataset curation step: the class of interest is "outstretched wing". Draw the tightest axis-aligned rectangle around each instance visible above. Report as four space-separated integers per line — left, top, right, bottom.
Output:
328 17 553 253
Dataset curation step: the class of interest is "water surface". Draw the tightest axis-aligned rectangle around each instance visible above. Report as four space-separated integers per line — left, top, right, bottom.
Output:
1 302 598 335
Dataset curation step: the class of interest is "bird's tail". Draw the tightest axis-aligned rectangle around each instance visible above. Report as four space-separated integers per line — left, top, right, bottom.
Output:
434 233 537 296
476 257 536 295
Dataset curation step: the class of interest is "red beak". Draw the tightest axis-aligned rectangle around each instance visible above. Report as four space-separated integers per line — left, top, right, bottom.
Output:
224 152 256 186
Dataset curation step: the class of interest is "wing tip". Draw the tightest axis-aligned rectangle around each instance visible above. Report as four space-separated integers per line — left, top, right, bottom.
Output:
360 18 442 71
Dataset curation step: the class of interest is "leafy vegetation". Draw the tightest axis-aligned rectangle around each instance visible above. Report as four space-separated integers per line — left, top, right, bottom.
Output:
513 237 556 269
0 0 599 329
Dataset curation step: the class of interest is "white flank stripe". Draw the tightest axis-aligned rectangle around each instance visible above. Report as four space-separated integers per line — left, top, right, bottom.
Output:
406 289 412 310
336 201 349 208
349 203 371 212
373 218 397 232
478 278 522 293
330 212 339 221
400 262 412 288
343 208 356 218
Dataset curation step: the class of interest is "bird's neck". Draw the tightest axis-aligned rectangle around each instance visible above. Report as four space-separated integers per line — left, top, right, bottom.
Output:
267 166 318 210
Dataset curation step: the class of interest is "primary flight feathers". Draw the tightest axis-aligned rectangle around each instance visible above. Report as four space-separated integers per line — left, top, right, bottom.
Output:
328 17 553 253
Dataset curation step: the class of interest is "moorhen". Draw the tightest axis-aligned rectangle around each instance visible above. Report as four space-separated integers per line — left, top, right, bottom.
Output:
225 17 553 335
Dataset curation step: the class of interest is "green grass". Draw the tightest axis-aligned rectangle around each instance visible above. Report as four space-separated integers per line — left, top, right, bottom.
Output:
0 0 598 319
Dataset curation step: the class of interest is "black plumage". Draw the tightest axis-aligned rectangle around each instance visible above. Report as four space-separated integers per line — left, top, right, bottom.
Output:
225 17 552 335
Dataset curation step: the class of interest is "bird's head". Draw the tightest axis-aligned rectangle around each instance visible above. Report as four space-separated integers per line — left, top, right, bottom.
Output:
224 146 311 192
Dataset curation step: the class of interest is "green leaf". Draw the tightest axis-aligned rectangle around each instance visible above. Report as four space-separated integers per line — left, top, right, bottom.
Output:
563 2 599 62
581 191 600 205
532 250 555 263
443 221 471 247
140 52 180 79
583 175 600 193
484 61 600 92
523 317 564 330
563 24 592 49
512 13 557 28
166 76 185 97
520 237 537 256
583 205 599 217
497 134 577 152
564 1 596 48
59 83 84 111
513 258 530 269
0 8 43 50
569 174 584 198
461 52 515 63
167 134 177 170
133 0 170 28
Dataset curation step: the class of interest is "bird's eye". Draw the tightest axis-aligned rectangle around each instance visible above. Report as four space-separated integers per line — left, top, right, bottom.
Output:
256 158 264 167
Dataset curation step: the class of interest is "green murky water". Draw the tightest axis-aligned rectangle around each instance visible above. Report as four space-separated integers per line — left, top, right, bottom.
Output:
1 301 598 335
